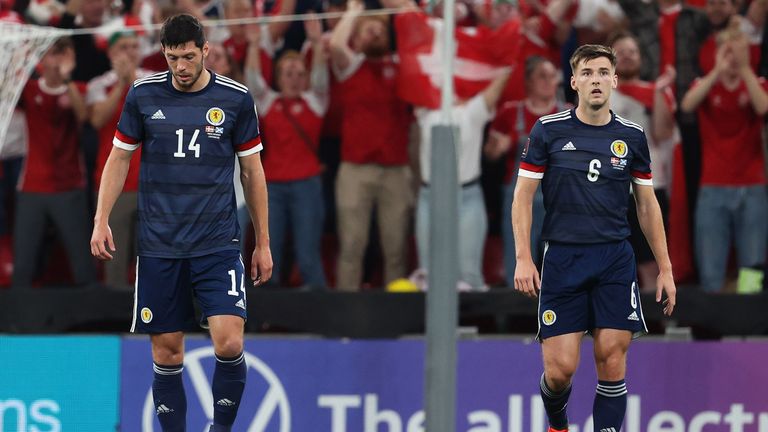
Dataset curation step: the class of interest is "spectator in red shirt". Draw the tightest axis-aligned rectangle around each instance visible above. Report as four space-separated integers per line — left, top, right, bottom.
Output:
330 2 413 290
491 0 577 104
223 0 296 85
485 56 569 287
698 1 765 75
681 29 768 292
12 38 96 288
245 15 328 288
86 31 153 290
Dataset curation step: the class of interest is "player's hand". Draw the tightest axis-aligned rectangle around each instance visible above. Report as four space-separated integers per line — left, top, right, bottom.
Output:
251 245 273 286
514 257 540 298
656 270 676 316
90 223 115 260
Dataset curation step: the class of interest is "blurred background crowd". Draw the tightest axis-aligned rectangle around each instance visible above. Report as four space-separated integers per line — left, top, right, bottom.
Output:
1 0 767 295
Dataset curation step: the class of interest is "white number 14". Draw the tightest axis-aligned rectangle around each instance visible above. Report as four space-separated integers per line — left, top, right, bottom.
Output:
174 128 201 158
227 269 245 297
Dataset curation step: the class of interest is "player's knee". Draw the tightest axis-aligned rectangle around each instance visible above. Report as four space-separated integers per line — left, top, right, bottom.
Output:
215 336 244 358
151 335 184 365
594 351 626 379
153 347 184 365
544 357 578 388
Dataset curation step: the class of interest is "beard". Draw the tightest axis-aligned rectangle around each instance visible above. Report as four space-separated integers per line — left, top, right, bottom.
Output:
173 64 203 89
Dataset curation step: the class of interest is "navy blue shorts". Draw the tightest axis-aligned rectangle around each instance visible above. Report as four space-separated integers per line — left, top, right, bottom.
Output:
536 240 647 341
130 249 247 334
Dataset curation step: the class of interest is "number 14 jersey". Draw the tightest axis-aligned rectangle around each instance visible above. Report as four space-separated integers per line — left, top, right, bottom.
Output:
519 109 652 245
113 71 262 258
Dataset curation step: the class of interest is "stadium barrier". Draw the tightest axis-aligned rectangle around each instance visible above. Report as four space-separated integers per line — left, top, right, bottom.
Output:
1 288 767 337
1 336 767 431
0 336 120 431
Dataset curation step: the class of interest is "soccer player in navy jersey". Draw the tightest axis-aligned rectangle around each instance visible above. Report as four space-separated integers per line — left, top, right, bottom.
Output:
90 14 272 432
512 44 677 432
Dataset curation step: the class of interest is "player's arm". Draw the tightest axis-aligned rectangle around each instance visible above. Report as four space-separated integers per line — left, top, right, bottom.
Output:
632 183 676 315
512 122 548 296
239 153 273 285
512 176 542 297
91 146 133 260
92 87 143 260
329 0 363 72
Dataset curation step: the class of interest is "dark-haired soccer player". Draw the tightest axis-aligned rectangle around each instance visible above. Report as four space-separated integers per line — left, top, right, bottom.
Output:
90 14 272 432
512 44 677 432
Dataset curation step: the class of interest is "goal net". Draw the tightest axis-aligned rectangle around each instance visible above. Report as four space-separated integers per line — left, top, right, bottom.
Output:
0 22 63 153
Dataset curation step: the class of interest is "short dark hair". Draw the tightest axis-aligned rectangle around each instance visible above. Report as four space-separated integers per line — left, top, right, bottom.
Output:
569 44 616 73
160 14 206 49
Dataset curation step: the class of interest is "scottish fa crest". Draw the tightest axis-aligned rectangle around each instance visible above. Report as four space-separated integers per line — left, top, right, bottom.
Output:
206 107 225 126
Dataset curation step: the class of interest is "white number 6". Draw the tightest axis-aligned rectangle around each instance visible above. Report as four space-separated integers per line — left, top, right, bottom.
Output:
587 159 601 182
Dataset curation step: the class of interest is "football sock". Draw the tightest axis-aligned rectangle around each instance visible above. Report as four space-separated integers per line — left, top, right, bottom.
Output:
152 363 187 432
211 351 247 429
593 379 628 432
540 373 572 430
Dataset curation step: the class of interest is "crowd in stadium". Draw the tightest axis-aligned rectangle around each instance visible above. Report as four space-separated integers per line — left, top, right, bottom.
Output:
1 0 766 294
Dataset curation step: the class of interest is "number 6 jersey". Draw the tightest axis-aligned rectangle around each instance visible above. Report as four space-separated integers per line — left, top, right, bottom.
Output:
113 71 262 258
518 109 652 244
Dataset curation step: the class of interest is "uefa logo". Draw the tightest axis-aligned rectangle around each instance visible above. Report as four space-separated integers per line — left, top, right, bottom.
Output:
141 347 291 431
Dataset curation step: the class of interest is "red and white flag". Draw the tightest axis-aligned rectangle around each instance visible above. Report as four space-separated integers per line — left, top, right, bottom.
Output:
394 10 521 108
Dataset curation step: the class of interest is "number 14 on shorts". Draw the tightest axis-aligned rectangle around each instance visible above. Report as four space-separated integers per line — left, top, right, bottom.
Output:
227 269 245 297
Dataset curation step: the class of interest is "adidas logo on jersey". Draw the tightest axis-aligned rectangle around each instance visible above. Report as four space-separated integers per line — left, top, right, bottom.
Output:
627 311 639 321
600 428 618 432
235 299 246 310
151 109 166 120
562 141 576 151
156 404 174 414
217 398 237 407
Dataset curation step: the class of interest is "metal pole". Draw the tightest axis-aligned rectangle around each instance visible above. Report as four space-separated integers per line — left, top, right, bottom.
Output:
424 0 458 429
440 0 456 121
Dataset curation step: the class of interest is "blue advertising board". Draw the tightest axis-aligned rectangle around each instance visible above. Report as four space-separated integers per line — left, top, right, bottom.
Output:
0 336 120 432
121 337 768 432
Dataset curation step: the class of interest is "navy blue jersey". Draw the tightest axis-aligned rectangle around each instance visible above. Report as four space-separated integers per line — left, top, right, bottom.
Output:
113 71 262 258
519 109 652 244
